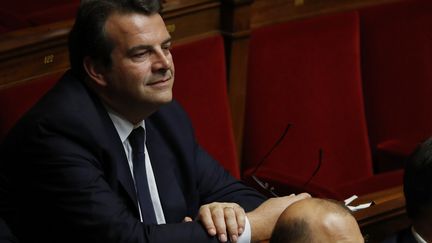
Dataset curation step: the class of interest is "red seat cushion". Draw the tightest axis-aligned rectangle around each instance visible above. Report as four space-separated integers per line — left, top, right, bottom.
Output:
0 73 60 141
360 0 432 172
243 11 401 199
171 35 240 178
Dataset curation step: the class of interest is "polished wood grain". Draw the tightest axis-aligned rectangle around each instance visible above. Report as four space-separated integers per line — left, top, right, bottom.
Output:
221 0 253 160
353 186 409 243
0 20 72 89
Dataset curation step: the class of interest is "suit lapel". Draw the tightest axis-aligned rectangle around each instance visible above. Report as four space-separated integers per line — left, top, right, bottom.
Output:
102 121 139 210
83 78 189 221
85 83 140 214
146 121 188 223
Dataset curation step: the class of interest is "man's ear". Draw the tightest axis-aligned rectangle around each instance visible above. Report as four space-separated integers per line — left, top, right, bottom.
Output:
83 56 108 87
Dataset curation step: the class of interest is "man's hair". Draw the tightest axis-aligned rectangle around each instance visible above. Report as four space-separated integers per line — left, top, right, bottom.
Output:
68 0 163 80
269 198 352 243
270 218 312 243
404 137 432 221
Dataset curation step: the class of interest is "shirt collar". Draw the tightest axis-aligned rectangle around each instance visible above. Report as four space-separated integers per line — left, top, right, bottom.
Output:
412 226 427 243
105 106 145 143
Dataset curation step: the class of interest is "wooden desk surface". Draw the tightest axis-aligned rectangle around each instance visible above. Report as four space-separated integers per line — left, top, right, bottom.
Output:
353 186 410 242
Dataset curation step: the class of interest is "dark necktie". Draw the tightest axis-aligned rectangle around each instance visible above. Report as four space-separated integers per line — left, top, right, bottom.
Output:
128 127 157 224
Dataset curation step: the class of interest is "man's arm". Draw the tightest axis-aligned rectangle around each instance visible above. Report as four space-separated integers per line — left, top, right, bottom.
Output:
2 131 227 243
194 145 266 211
192 143 311 242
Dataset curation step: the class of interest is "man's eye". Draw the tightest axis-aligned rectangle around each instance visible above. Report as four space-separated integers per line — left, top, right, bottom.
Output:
133 52 148 58
131 52 150 61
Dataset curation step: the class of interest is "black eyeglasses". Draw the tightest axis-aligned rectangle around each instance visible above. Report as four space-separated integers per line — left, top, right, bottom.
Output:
303 148 323 188
250 123 291 197
250 123 324 197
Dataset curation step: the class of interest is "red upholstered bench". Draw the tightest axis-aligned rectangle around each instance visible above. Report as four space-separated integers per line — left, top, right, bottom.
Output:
360 0 432 172
169 35 240 178
0 73 60 141
243 11 402 199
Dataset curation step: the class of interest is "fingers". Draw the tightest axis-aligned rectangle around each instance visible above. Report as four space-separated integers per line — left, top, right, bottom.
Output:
246 192 313 242
297 192 312 199
199 205 217 236
286 193 311 204
234 206 246 235
223 207 237 242
198 202 245 243
183 216 193 222
212 206 228 242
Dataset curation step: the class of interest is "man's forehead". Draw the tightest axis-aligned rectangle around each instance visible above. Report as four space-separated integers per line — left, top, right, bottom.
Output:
104 12 169 42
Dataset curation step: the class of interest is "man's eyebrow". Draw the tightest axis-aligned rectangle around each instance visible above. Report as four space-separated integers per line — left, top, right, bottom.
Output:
162 37 172 45
126 37 172 55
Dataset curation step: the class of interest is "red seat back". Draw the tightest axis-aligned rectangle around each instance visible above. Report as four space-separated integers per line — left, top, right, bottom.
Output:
0 74 60 141
243 12 373 195
172 35 240 178
360 0 432 171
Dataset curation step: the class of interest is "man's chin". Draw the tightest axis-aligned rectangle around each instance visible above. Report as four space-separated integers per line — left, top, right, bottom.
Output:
158 97 173 106
151 94 173 107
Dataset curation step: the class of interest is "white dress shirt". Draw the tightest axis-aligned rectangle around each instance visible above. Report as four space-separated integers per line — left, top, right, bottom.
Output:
107 109 251 243
412 226 427 243
107 110 165 224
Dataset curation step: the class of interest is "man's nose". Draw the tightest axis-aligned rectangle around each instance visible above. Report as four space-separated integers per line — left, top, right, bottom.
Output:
151 48 171 72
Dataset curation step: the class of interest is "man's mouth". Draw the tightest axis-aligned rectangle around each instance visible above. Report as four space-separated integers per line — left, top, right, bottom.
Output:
147 77 171 87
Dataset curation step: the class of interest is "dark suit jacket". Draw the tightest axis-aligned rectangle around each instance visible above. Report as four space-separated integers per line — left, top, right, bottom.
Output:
382 227 418 243
0 71 265 243
0 217 18 243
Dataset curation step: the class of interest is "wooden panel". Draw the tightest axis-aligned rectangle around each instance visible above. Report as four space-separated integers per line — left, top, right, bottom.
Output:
0 0 222 90
353 186 410 243
221 0 253 159
251 0 406 29
225 37 250 160
164 0 221 43
0 20 72 89
0 45 69 90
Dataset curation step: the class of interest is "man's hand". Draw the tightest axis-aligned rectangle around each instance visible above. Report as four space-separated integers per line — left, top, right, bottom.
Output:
183 216 193 222
197 202 246 243
247 193 311 243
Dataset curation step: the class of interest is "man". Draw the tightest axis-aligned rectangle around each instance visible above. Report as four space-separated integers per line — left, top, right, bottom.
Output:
0 0 309 242
383 138 432 243
270 198 364 243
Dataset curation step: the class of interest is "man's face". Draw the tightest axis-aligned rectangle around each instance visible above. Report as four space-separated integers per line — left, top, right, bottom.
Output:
100 12 174 120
